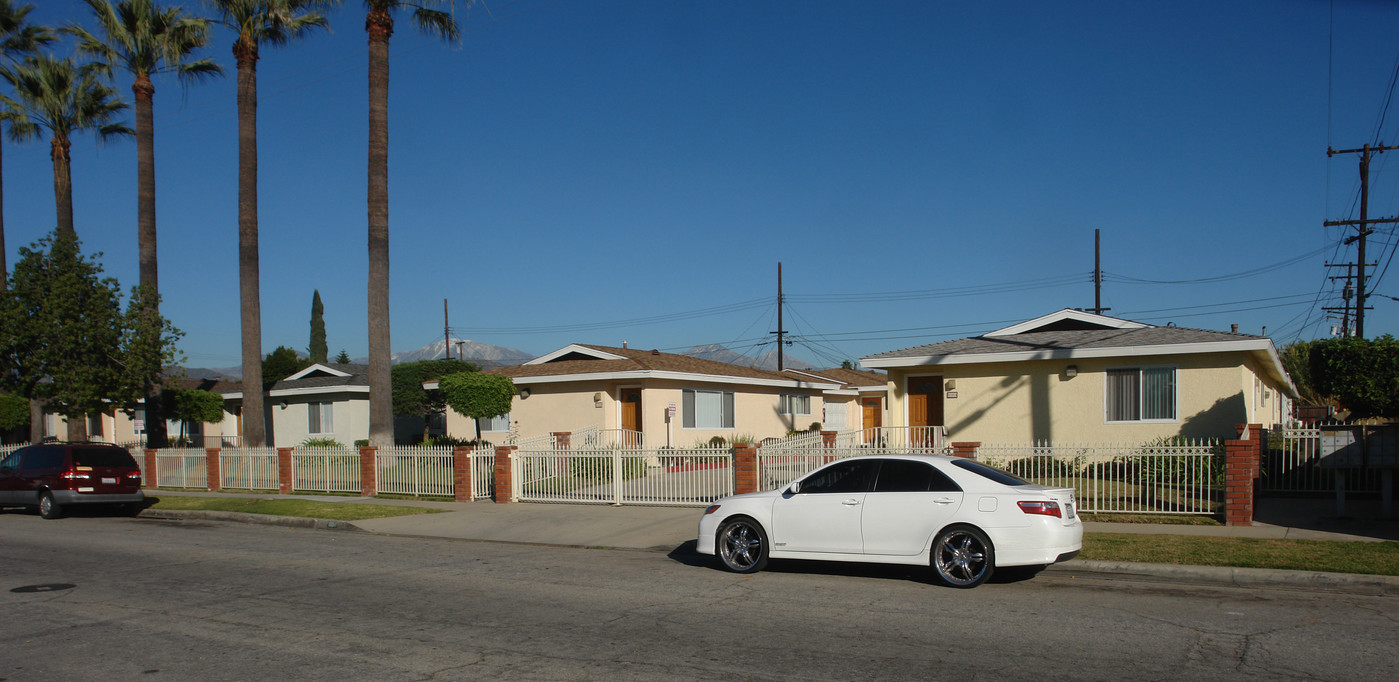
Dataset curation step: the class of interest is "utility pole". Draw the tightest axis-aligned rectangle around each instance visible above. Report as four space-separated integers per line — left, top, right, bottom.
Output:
1088 229 1109 315
770 262 787 371
1325 143 1399 338
1323 263 1357 337
443 299 451 360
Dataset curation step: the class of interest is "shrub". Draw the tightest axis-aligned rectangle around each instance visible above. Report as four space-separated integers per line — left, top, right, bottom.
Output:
302 437 346 448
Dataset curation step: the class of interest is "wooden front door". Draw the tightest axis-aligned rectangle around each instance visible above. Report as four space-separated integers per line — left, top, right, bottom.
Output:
620 389 642 433
908 376 944 429
862 398 882 430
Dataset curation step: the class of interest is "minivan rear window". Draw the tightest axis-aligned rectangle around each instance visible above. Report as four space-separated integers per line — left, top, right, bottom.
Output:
72 447 138 469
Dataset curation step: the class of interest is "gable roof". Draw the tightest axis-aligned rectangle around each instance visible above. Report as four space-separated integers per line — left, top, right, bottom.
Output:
485 344 840 390
783 367 888 390
220 363 370 399
860 309 1296 396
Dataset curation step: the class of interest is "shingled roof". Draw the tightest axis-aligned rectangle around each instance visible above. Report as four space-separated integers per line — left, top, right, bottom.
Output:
784 367 888 389
485 344 839 388
860 309 1295 394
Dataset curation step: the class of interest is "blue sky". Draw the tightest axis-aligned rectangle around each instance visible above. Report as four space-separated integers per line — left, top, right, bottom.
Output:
7 0 1399 370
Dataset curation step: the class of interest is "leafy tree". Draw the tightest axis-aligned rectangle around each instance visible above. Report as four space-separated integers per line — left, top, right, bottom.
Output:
1307 336 1399 419
364 0 460 449
65 0 221 448
439 372 515 437
1280 340 1330 406
0 53 131 240
0 391 27 439
840 360 854 370
308 289 327 363
206 0 332 447
262 345 308 384
392 359 476 439
162 387 225 443
0 0 55 283
334 348 351 364
0 230 181 441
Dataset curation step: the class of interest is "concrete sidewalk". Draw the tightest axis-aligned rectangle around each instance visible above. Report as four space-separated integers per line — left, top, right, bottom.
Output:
141 490 1399 594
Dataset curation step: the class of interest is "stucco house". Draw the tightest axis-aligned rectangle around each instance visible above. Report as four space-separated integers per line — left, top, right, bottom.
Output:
858 309 1298 444
435 344 845 447
781 367 889 432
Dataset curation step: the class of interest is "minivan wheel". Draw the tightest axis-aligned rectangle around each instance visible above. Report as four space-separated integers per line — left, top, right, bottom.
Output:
38 492 62 520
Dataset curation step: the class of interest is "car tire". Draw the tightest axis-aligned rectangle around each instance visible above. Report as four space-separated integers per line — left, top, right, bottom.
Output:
931 525 994 588
38 492 62 520
716 517 769 574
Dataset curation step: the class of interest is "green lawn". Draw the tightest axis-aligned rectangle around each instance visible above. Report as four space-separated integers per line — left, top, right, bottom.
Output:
147 496 442 521
1082 532 1399 576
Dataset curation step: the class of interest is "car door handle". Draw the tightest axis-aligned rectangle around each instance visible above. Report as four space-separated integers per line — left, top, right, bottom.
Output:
841 499 860 506
933 497 956 505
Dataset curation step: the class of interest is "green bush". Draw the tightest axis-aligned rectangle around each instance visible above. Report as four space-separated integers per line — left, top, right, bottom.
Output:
302 437 346 448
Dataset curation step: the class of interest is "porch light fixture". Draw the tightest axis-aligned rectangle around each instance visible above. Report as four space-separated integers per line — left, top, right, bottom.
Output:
593 392 603 407
279 401 288 409
519 388 531 399
944 379 956 391
1065 365 1078 378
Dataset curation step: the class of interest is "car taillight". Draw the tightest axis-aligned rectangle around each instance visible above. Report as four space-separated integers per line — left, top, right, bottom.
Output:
1017 500 1062 518
61 470 90 480
125 471 140 478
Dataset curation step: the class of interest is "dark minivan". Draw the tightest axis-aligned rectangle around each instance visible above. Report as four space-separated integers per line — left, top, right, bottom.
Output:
0 443 144 519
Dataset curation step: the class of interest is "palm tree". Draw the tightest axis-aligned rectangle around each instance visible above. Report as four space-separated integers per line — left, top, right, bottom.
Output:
365 1 460 447
206 0 330 448
66 0 221 449
0 54 131 243
0 0 54 284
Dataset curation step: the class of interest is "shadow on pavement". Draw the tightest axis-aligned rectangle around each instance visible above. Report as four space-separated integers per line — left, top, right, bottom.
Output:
1254 496 1399 541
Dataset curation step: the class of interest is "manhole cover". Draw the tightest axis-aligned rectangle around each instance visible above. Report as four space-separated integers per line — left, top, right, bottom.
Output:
11 583 75 593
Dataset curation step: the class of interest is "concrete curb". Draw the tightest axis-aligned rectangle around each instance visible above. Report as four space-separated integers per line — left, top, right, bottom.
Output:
1049 560 1399 596
138 509 364 533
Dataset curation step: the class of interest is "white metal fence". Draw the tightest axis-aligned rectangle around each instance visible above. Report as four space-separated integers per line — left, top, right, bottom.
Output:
220 448 279 491
975 439 1222 515
514 445 733 507
377 446 455 497
833 426 947 452
153 448 209 489
292 447 361 494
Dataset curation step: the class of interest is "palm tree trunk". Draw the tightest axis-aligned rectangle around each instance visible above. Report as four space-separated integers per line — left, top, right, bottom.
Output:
1 133 7 286
51 135 74 239
366 11 393 447
235 38 265 447
134 73 168 448
29 398 42 443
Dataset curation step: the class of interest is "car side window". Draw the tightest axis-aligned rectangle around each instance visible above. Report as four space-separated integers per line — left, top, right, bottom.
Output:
873 459 962 493
21 446 64 470
0 450 21 471
800 460 879 494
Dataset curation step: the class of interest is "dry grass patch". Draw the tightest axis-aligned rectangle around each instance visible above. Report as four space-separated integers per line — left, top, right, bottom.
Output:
1082 533 1399 576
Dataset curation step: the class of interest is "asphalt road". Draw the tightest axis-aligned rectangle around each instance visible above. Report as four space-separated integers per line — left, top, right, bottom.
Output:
2 513 1396 681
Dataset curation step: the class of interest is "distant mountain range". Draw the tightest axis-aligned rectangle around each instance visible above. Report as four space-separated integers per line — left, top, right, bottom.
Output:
682 344 814 371
181 338 536 381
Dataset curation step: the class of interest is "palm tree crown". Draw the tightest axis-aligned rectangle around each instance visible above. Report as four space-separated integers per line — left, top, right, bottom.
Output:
208 0 332 58
0 0 52 59
66 0 221 86
364 0 461 42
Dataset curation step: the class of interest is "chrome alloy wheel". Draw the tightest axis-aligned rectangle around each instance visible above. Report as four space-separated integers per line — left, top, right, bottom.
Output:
933 528 992 588
718 519 767 573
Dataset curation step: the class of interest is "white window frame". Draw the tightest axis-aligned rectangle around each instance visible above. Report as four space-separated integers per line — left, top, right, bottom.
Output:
682 389 735 430
308 401 334 435
779 394 811 416
1104 365 1178 424
132 408 146 435
480 413 511 433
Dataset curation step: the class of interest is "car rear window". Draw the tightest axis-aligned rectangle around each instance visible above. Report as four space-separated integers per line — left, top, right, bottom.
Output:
71 447 138 469
950 458 1030 486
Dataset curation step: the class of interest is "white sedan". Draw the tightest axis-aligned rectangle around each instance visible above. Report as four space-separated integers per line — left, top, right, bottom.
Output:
696 454 1082 587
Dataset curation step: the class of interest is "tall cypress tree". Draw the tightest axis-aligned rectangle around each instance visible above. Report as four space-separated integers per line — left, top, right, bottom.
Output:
308 289 327 364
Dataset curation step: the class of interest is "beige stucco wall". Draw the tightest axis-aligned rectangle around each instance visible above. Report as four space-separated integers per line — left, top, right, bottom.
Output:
268 393 369 448
884 351 1290 444
444 379 827 446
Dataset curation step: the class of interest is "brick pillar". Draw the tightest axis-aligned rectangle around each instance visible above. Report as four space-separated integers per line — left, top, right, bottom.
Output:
820 430 837 448
205 448 221 491
452 446 474 502
1224 437 1260 526
277 448 293 494
733 442 758 495
950 442 981 458
359 446 377 497
144 449 158 488
493 446 514 503
552 431 571 451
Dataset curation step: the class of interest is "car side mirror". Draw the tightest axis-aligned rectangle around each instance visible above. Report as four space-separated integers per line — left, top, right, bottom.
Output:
788 481 801 494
